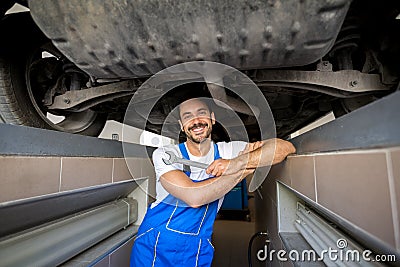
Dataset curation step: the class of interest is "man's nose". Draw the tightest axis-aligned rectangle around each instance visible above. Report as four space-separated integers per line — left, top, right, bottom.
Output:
191 116 201 124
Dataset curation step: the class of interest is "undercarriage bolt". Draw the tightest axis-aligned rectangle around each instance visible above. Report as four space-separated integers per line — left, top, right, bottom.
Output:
350 80 358 87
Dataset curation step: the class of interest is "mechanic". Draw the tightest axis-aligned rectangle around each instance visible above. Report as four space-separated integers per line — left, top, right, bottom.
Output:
130 97 296 267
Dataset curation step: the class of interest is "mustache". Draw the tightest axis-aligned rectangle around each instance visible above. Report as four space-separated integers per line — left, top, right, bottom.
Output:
188 122 208 131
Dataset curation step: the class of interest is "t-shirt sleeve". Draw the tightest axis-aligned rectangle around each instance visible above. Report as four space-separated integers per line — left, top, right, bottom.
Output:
152 147 182 180
218 141 248 159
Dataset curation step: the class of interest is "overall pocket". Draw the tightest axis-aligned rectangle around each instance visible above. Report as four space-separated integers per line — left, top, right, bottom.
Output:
165 200 210 235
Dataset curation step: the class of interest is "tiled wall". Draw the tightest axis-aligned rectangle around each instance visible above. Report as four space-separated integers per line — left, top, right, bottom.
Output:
0 154 155 266
0 156 155 203
255 146 400 266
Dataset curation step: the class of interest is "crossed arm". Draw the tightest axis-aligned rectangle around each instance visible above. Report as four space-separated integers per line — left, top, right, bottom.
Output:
206 138 296 177
160 168 253 208
160 138 296 208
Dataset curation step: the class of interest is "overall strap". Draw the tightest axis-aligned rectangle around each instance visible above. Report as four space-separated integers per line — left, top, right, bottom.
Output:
213 142 221 160
178 142 221 177
178 142 191 177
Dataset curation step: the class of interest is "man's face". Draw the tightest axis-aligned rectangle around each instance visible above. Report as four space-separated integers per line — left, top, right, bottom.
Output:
179 99 215 144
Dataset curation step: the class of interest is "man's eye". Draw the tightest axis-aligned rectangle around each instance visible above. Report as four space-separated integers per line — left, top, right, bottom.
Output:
199 111 207 115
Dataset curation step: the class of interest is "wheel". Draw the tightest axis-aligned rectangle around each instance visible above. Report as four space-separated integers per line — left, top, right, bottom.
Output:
0 12 106 136
332 95 378 118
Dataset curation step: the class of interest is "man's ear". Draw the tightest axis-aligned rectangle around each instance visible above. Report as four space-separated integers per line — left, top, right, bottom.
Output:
178 119 183 131
211 112 216 125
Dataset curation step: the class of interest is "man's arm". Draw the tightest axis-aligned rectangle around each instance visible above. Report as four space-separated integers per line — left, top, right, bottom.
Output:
160 169 253 208
206 138 296 176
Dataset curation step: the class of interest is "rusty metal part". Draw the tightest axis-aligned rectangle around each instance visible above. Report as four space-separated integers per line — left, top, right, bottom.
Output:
253 70 389 93
316 61 333 72
48 80 141 110
48 69 389 111
207 82 260 117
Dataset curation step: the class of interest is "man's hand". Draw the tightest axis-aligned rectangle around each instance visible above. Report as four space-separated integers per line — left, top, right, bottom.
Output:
206 158 234 177
270 138 296 165
207 140 266 177
207 141 263 176
206 159 255 179
207 139 296 177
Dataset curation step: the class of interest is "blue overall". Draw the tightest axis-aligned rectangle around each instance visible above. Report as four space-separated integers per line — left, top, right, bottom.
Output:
130 143 221 267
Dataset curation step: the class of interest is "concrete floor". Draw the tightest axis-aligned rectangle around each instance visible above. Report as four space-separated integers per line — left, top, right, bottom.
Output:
212 194 257 267
211 218 255 267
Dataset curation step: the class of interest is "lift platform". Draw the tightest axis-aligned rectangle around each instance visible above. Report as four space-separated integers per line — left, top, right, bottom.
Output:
253 91 400 266
0 124 155 266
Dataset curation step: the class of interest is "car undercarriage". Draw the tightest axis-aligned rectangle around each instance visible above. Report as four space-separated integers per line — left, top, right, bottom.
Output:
0 0 399 140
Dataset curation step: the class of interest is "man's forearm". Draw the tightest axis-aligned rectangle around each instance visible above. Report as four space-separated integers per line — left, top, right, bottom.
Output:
233 138 296 170
160 170 252 208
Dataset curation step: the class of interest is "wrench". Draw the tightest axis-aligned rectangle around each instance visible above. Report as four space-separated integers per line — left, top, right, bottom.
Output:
162 151 209 169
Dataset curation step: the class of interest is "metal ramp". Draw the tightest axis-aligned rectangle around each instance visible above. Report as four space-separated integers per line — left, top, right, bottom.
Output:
0 124 155 267
254 91 400 266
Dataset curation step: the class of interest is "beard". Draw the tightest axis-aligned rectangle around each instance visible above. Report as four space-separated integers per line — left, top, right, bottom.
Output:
184 122 212 144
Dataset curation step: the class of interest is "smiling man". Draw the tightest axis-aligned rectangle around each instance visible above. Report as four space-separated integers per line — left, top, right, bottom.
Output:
130 97 295 267
179 99 213 144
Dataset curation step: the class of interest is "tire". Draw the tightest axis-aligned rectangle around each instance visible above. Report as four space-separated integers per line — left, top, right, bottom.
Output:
0 12 106 136
332 95 378 119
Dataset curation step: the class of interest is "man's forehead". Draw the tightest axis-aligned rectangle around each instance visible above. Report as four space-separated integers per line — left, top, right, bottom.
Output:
179 99 209 113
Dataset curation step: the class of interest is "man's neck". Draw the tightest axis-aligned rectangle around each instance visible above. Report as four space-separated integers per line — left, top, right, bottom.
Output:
185 138 212 157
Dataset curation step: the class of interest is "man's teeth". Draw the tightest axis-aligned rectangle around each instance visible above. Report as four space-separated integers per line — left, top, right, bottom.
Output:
192 126 205 132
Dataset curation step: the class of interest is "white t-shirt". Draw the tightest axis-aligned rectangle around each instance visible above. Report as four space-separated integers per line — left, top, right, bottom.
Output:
151 141 247 209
